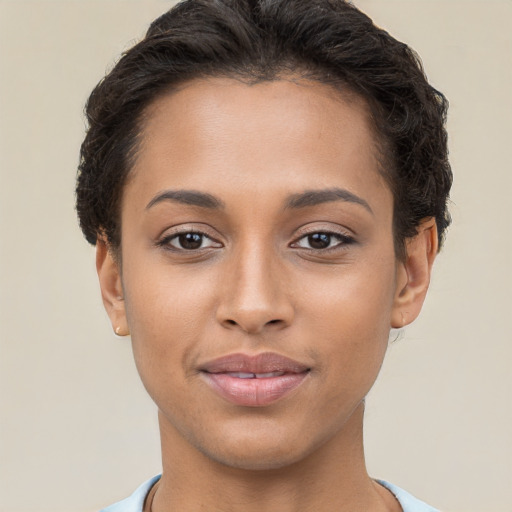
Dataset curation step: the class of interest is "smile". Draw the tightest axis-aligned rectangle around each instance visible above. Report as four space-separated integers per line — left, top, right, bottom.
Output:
199 352 311 407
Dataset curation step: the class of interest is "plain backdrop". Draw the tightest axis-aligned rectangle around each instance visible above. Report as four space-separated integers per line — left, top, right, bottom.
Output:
0 1 511 511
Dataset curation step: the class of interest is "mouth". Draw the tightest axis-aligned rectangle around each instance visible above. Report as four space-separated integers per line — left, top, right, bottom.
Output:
199 352 311 407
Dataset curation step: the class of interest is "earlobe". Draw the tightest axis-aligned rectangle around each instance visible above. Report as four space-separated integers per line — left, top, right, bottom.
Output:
391 218 438 328
96 239 130 337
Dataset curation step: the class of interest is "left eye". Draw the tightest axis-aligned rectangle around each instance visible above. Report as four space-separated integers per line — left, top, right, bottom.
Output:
164 232 220 250
293 232 352 250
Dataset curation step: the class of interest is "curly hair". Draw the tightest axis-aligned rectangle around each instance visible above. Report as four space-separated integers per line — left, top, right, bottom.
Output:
76 0 452 258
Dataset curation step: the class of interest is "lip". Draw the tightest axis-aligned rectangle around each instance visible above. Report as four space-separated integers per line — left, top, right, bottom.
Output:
199 352 310 407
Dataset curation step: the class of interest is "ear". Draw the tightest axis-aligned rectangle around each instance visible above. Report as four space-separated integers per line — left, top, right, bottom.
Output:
96 239 129 337
391 218 438 328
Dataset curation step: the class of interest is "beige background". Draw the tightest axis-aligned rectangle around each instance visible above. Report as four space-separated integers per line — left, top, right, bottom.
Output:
0 1 511 511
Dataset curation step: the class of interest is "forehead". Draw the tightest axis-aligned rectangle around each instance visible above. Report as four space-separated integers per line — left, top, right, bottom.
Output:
127 77 390 212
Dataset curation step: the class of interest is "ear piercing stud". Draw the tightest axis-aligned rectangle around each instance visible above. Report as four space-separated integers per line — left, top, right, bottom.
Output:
114 326 130 337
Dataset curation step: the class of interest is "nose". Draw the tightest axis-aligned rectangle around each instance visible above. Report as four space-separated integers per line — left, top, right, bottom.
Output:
216 243 294 334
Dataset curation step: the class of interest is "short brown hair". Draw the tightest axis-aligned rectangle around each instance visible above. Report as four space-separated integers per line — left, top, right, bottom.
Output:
76 0 452 257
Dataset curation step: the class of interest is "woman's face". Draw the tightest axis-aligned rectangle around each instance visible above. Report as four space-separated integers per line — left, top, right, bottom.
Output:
99 77 432 470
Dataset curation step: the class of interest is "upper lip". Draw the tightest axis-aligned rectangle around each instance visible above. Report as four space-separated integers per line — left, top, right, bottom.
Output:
200 352 310 374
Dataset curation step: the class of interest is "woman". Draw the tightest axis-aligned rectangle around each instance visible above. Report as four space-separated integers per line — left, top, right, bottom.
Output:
76 0 452 510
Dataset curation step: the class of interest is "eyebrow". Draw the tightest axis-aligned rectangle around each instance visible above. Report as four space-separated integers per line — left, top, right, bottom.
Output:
146 190 225 210
285 188 373 214
145 187 372 214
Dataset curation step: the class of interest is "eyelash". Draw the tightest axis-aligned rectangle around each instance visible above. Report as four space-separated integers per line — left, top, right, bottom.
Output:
156 229 221 251
290 230 355 252
156 229 355 253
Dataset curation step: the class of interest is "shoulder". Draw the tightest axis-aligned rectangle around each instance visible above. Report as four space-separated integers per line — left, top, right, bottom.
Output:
377 480 440 512
99 475 161 512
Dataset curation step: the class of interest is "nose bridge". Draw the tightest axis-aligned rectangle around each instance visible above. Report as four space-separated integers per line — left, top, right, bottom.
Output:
217 234 293 333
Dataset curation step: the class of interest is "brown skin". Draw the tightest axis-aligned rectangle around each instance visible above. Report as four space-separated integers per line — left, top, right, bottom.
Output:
97 78 437 512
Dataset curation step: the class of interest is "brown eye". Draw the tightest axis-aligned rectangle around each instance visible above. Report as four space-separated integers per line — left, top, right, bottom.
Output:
292 231 355 251
160 231 221 251
307 233 331 249
177 233 204 250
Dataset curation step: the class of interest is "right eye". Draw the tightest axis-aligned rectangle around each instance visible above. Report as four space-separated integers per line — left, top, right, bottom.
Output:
158 231 222 251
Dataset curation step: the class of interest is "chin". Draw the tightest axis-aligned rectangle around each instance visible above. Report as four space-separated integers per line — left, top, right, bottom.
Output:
201 442 311 472
188 419 328 472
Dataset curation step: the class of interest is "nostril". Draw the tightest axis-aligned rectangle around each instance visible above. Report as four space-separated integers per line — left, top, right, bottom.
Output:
221 317 284 332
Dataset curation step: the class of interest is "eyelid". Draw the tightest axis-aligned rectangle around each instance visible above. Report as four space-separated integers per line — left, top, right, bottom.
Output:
289 225 356 251
155 224 223 249
157 223 220 239
292 232 354 249
292 223 355 239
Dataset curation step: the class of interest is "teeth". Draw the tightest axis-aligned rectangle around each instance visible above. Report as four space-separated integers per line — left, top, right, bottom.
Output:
224 372 286 379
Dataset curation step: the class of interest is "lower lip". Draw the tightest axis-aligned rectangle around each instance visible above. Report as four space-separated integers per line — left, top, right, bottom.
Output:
201 372 309 407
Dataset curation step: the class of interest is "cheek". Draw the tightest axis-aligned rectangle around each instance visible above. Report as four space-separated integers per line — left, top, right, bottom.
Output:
300 252 397 327
121 258 219 387
123 251 217 327
299 257 397 386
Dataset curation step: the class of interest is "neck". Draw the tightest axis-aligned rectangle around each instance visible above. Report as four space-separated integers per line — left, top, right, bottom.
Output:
152 402 399 512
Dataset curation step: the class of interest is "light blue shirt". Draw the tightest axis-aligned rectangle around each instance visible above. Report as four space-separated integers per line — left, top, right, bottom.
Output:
100 475 440 512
